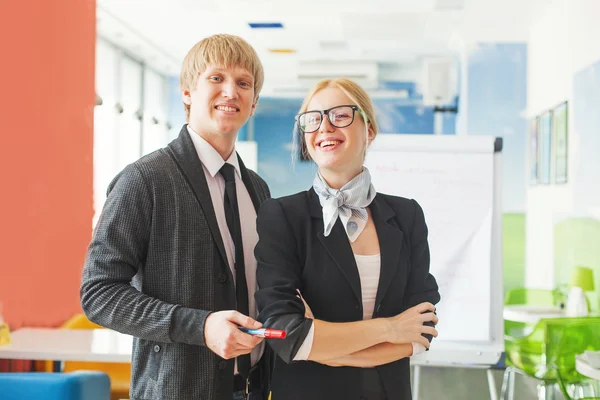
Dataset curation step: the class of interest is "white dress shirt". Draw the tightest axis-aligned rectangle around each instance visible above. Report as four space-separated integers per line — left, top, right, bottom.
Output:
187 126 264 368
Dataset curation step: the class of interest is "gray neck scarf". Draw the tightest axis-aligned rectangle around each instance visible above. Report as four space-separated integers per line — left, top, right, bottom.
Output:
312 167 376 242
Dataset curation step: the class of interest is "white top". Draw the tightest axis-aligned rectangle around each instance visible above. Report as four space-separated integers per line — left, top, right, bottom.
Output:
353 254 382 320
187 126 263 367
0 328 132 362
294 253 425 361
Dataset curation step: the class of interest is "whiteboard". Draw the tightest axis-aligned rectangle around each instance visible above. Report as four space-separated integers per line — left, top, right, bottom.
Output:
365 134 504 366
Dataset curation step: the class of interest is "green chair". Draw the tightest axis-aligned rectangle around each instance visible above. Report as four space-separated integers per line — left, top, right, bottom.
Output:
502 288 559 399
504 288 561 306
502 317 600 400
555 320 600 400
503 288 560 341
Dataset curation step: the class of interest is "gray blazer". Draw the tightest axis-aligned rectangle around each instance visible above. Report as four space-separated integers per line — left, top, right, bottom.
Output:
81 125 271 400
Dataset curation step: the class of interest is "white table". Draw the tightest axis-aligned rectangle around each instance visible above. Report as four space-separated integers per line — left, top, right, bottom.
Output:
0 328 132 371
503 305 565 323
576 354 600 380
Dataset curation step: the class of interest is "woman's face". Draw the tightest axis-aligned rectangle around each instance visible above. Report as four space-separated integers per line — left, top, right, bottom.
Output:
302 87 374 175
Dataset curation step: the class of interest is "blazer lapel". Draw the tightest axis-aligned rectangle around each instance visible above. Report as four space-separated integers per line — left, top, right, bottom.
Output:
309 189 363 307
167 125 229 268
370 195 404 314
238 155 265 213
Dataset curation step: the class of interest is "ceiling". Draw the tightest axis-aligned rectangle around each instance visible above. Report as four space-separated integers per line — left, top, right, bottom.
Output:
96 0 548 94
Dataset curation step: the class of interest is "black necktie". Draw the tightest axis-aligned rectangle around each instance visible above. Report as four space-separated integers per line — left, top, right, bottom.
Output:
219 163 251 379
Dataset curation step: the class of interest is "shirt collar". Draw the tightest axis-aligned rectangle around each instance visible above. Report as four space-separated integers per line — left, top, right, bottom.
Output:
187 125 241 179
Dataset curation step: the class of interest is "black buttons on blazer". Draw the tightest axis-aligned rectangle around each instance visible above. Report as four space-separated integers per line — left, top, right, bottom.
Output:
219 360 227 370
218 273 227 283
153 345 161 353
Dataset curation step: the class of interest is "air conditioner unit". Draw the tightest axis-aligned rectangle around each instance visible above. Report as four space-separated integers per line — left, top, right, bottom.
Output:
422 57 456 106
295 60 379 89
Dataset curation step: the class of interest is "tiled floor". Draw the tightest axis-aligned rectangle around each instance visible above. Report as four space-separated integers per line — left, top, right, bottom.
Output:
412 366 561 400
106 367 597 400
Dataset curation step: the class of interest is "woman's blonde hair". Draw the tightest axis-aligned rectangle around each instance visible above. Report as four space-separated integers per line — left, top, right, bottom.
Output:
180 34 264 121
294 78 378 161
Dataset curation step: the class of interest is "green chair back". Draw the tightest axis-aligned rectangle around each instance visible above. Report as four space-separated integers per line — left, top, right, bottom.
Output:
504 288 558 306
504 288 558 339
556 320 600 400
505 317 600 384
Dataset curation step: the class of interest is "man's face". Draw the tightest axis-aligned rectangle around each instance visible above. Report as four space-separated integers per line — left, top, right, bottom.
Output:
183 64 257 138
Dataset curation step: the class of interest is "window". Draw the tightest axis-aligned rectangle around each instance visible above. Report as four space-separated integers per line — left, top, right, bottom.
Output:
93 38 170 227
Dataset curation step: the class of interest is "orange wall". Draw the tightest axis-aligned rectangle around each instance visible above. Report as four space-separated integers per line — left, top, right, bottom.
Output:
0 0 96 329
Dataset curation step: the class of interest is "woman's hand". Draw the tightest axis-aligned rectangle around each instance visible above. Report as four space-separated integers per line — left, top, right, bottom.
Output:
385 302 438 348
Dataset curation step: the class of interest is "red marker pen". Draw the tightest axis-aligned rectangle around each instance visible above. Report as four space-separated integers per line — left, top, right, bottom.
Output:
238 327 287 339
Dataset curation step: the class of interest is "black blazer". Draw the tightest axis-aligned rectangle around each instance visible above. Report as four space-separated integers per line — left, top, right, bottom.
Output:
255 188 440 400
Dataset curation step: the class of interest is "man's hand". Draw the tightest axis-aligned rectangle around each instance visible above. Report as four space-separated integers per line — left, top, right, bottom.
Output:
204 310 264 359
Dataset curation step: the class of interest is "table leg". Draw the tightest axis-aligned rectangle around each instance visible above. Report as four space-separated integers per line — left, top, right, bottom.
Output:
412 365 421 400
486 368 498 400
508 369 515 400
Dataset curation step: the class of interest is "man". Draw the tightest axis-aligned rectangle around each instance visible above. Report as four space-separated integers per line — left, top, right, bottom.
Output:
81 34 271 400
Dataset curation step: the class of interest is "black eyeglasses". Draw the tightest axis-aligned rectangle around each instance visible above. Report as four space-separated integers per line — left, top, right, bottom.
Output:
295 105 361 133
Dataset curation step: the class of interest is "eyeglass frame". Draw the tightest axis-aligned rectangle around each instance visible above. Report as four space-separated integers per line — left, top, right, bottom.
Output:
295 105 364 133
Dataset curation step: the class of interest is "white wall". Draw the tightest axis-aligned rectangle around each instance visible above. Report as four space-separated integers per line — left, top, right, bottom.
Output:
525 0 600 289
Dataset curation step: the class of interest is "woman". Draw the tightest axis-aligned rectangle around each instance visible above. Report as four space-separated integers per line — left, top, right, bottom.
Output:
255 78 440 400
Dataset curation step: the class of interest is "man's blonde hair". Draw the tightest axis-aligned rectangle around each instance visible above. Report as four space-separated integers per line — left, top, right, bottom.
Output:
180 34 264 121
294 78 378 161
